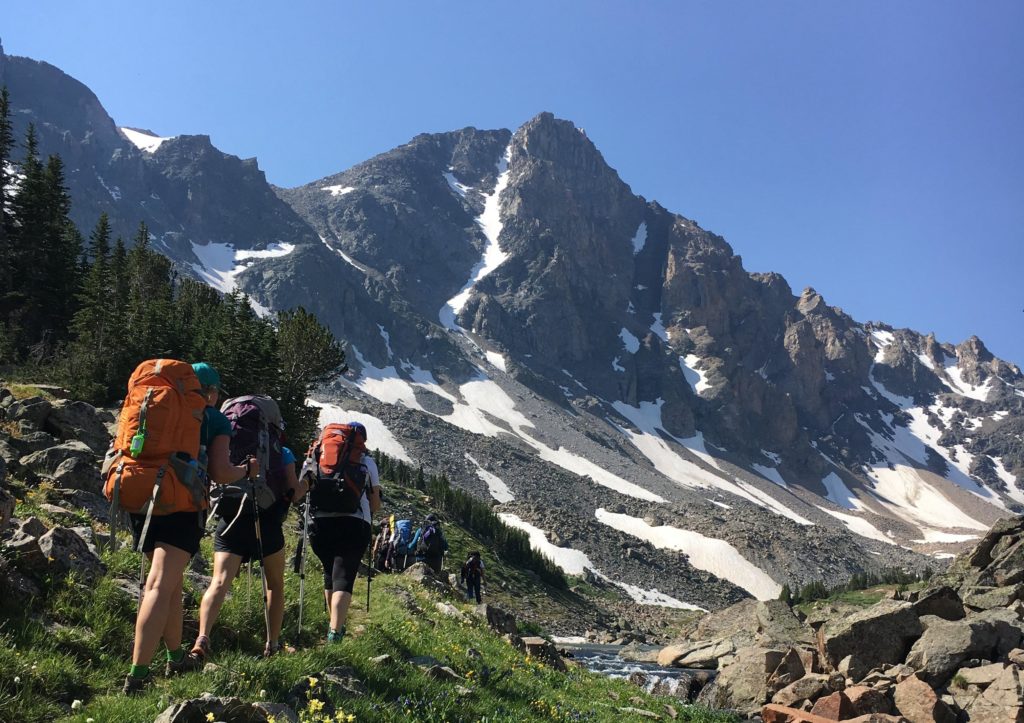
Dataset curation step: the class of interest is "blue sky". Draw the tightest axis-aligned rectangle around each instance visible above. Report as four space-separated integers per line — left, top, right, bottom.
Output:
5 1 1023 365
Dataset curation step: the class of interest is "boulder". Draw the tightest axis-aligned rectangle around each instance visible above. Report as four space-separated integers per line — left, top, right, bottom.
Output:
19 441 95 479
424 664 464 682
6 397 52 430
809 691 854 719
252 703 299 723
963 585 1023 611
521 636 568 671
892 675 956 723
154 693 274 723
816 600 923 683
767 647 811 694
658 638 734 669
651 671 711 702
761 703 856 722
0 436 20 472
44 400 111 453
17 431 58 453
474 603 518 635
904 615 999 686
844 685 894 715
4 531 48 573
911 586 965 621
955 662 1006 688
37 526 106 582
1009 648 1024 666
772 673 830 707
50 456 101 492
696 646 787 715
964 664 1024 722
54 489 111 524
16 516 49 538
971 607 1024 657
435 602 467 621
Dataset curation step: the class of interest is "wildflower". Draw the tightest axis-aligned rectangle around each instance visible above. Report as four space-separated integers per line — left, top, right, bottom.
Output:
13 676 20 684
71 700 83 710
308 698 325 714
308 676 319 688
259 689 267 698
206 714 215 722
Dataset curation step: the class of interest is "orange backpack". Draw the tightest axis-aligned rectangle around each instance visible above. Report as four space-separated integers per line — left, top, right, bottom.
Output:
102 360 208 540
305 423 369 514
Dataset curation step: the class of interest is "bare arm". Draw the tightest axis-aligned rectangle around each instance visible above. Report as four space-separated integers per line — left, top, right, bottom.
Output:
206 435 255 484
368 485 381 514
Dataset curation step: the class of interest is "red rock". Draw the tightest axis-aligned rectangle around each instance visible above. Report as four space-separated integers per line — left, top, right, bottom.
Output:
762 704 852 723
845 685 894 715
809 691 854 720
893 675 956 723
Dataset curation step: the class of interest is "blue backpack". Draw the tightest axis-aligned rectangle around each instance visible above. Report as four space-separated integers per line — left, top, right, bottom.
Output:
392 519 413 555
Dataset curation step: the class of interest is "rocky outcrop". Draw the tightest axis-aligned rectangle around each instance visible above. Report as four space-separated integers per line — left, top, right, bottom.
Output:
816 601 923 683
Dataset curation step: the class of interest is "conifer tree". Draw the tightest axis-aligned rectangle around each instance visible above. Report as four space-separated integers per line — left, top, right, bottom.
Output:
66 214 116 401
274 306 347 444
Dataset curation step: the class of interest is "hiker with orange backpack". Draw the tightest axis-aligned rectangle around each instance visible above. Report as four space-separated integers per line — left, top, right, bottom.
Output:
104 360 257 694
189 394 306 662
300 421 380 643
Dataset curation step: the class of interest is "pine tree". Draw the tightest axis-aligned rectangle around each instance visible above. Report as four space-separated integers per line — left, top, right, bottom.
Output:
273 306 346 444
66 214 115 401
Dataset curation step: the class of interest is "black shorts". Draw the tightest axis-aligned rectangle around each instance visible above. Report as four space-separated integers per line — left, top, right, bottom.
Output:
309 515 371 593
130 510 204 557
213 501 288 563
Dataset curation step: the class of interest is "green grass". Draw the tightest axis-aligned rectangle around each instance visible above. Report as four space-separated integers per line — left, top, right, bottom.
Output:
1 494 738 723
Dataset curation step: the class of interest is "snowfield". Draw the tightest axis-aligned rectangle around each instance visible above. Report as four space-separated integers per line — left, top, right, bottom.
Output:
121 127 172 153
594 508 782 600
680 355 712 395
465 453 514 503
817 507 895 545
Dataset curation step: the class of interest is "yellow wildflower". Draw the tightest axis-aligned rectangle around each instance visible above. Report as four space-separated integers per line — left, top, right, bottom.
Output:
308 698 325 713
308 676 319 688
206 714 215 722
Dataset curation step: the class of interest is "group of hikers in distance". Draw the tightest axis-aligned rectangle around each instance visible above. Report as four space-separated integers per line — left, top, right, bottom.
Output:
101 358 475 694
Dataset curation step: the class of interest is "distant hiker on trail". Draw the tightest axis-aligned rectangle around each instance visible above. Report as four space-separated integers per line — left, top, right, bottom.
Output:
372 516 393 572
412 513 448 575
109 361 255 694
389 517 414 572
302 421 380 643
461 550 485 604
190 393 304 662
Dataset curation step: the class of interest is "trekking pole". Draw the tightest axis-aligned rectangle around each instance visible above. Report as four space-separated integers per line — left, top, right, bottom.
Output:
250 477 271 648
295 499 310 643
366 542 372 613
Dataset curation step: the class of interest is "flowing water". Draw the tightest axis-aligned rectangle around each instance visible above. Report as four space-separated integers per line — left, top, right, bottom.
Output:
559 642 714 697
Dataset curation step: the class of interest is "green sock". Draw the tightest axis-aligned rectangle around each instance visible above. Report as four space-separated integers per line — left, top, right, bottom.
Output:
129 664 150 678
166 648 184 663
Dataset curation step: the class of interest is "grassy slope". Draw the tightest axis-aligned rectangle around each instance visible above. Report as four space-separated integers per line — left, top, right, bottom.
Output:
1 478 735 722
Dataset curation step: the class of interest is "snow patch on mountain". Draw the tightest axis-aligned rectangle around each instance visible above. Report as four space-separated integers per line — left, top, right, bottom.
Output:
821 472 861 510
309 400 413 463
497 513 592 575
612 357 625 372
485 350 507 372
466 453 514 503
594 508 782 600
913 530 981 544
439 145 512 330
817 507 895 545
680 355 711 395
619 328 640 354
752 464 788 488
944 357 992 401
612 580 703 610
631 221 648 255
650 313 668 342
319 235 369 274
190 240 295 295
322 184 355 197
121 127 172 153
443 172 471 198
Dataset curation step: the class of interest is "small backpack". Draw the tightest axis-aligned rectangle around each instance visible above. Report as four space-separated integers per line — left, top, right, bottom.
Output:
102 359 207 548
306 423 368 514
391 519 413 556
210 395 286 520
464 554 483 577
416 522 444 556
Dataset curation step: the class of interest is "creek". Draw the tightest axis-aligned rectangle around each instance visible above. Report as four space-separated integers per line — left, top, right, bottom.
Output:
558 642 714 697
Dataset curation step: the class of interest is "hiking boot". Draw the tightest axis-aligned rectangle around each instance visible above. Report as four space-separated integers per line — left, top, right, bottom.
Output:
165 652 204 677
327 626 346 643
122 672 152 695
190 635 211 660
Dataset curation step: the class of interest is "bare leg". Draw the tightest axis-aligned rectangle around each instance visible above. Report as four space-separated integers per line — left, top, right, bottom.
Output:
330 590 354 631
161 574 185 651
262 549 286 647
131 543 191 666
197 551 243 640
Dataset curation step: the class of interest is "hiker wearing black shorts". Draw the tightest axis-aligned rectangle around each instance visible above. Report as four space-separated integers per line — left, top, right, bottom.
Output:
306 422 381 643
123 362 256 693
